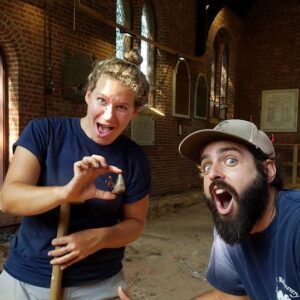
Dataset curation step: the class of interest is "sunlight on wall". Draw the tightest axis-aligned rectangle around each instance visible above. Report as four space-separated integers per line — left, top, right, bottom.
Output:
8 77 19 161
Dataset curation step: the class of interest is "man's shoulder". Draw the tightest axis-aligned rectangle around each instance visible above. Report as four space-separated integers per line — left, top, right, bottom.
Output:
278 189 300 201
277 189 300 216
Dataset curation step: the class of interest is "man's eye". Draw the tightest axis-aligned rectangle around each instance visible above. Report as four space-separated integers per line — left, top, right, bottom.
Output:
200 163 212 174
225 157 237 166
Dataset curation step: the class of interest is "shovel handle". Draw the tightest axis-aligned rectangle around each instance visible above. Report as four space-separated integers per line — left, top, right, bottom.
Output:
49 203 70 300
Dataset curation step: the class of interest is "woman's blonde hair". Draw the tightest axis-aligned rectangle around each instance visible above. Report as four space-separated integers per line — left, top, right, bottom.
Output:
86 49 149 108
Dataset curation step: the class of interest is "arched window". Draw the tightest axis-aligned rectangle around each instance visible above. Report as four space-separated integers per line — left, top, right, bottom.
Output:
220 45 228 118
209 31 229 120
209 46 216 117
194 73 208 119
141 0 156 107
173 58 191 118
116 0 131 58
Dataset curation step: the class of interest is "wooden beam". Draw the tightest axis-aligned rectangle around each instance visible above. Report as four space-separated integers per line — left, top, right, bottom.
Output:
77 1 202 62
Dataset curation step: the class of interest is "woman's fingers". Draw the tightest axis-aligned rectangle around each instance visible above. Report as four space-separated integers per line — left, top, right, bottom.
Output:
82 155 106 168
48 241 81 269
74 155 122 175
94 190 117 200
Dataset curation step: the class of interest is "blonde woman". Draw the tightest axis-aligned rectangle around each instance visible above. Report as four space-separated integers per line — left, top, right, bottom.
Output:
0 50 151 300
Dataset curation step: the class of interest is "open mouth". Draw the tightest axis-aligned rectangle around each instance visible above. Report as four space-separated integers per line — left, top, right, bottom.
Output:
97 123 114 135
210 184 235 216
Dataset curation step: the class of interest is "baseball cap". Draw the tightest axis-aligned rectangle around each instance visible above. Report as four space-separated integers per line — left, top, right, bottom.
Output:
178 119 275 163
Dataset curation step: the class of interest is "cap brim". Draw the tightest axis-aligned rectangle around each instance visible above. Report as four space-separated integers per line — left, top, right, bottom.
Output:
178 129 256 164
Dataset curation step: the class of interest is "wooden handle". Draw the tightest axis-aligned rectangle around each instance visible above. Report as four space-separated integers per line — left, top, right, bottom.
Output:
49 204 70 300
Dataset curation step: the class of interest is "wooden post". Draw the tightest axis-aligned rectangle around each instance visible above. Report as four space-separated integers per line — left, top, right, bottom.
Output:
49 203 70 300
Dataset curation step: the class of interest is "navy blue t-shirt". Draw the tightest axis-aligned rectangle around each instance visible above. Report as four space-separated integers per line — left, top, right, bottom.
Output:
4 117 151 288
206 189 300 299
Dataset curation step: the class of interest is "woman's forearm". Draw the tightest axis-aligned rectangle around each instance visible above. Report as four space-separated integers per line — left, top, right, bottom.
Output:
1 183 67 216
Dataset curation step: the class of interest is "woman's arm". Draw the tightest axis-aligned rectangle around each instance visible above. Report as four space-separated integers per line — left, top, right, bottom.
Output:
0 146 121 216
48 195 149 269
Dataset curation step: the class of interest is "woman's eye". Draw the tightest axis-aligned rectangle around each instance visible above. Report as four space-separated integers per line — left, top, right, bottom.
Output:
117 105 128 111
97 97 106 105
225 157 237 166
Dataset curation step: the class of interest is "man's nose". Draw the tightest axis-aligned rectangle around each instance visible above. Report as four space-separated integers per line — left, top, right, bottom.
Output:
207 163 225 181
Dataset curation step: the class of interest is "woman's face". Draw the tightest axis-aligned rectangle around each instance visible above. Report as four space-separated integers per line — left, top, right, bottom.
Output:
82 75 138 145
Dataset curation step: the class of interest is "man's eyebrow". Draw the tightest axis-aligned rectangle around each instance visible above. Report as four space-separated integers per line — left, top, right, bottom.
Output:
200 146 242 164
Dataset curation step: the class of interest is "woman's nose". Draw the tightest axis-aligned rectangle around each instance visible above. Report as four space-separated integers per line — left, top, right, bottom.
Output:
102 105 114 120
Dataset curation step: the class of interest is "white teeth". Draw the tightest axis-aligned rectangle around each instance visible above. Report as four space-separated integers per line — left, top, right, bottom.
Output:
215 188 224 194
98 124 113 133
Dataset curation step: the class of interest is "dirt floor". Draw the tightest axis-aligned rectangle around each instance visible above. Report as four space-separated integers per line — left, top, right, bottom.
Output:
0 189 214 300
123 194 214 300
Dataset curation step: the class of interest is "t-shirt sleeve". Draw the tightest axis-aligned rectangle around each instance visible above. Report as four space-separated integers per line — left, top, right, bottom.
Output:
13 119 49 165
123 145 151 204
206 229 247 296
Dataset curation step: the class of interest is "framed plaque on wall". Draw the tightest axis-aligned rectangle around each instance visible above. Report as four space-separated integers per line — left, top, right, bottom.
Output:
260 89 299 132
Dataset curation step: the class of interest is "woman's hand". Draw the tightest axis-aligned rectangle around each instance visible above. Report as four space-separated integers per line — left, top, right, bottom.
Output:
48 197 149 270
63 155 122 204
48 228 104 269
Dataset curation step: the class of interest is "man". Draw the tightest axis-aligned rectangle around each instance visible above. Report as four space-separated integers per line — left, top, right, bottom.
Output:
178 119 300 300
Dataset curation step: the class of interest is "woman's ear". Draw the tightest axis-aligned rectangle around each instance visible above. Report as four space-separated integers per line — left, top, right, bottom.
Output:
85 89 91 104
264 159 276 184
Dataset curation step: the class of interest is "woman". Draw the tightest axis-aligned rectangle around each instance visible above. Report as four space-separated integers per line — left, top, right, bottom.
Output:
0 49 151 300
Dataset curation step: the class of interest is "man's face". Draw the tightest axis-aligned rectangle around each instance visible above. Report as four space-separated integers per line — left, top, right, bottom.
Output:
199 140 269 245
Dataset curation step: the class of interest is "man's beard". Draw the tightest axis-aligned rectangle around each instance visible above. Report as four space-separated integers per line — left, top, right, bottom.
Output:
204 171 269 245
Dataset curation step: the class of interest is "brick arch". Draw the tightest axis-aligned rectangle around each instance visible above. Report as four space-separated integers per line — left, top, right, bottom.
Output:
0 11 28 160
206 6 242 56
206 8 242 119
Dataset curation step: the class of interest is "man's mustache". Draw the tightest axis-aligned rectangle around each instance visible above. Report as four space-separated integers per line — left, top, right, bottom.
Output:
209 179 238 199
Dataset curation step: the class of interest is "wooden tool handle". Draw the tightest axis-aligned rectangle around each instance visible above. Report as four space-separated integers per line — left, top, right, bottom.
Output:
49 203 70 300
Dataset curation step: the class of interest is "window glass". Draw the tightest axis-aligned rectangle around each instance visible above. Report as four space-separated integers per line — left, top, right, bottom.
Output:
173 59 191 118
194 74 208 119
116 0 131 58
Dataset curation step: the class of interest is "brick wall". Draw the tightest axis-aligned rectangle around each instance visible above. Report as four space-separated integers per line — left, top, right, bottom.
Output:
236 0 300 144
1 0 298 197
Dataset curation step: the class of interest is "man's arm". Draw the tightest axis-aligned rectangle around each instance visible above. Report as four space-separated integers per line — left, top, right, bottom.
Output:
117 287 250 300
191 288 250 300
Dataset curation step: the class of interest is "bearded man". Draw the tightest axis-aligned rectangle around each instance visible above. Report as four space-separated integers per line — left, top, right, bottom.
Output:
178 119 300 300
